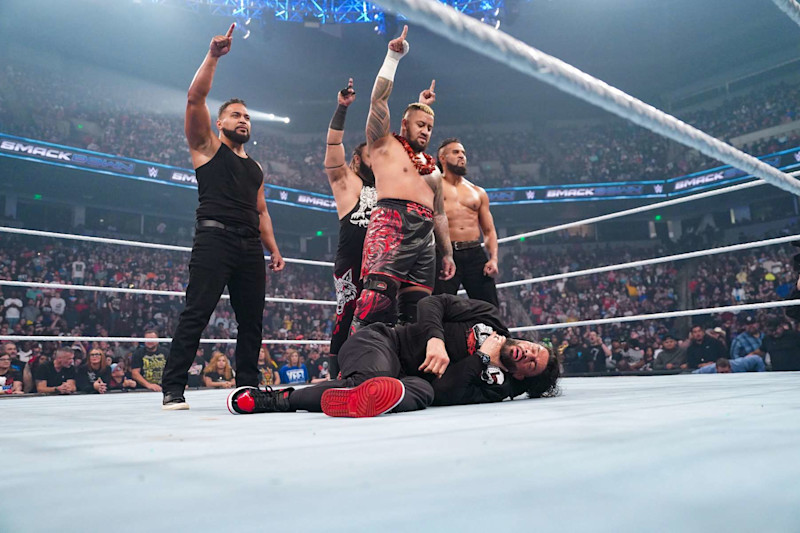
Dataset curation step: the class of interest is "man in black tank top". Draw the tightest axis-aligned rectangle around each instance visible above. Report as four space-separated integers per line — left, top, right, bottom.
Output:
161 24 285 410
324 78 377 378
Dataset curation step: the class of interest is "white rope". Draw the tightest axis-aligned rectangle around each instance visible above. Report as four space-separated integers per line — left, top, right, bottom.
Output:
0 280 337 306
497 179 769 244
508 299 800 333
372 0 800 197
490 233 800 291
0 335 330 345
772 0 800 28
0 227 335 267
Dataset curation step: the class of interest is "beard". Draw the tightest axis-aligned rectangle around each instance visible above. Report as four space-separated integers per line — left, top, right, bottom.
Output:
358 160 375 186
446 161 467 176
222 127 250 144
498 338 522 373
407 137 426 153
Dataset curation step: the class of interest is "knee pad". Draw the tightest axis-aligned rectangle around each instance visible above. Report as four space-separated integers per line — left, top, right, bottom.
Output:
353 274 399 328
398 290 428 325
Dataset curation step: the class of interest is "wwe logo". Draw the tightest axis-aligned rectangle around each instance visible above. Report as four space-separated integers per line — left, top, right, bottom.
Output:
147 167 159 178
279 191 289 200
526 190 536 200
653 184 663 194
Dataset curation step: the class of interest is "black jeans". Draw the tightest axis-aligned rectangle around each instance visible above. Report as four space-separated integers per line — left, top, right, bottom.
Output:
288 323 434 413
162 227 266 393
434 246 498 307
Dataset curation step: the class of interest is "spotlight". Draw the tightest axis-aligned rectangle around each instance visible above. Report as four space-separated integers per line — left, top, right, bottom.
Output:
243 30 251 39
245 17 251 25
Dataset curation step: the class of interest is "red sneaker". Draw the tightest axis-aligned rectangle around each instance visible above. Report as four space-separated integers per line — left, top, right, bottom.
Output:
321 377 405 418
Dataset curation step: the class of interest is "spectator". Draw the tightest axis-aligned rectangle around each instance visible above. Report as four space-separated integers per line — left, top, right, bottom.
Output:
618 337 644 372
0 351 23 394
4 294 22 328
305 350 330 383
585 331 611 373
686 325 727 369
34 347 77 394
75 348 111 394
692 355 766 374
22 352 49 393
257 346 280 386
131 330 166 392
49 291 66 316
187 347 206 388
202 351 235 389
757 318 800 371
653 333 687 371
729 316 763 359
106 362 137 391
278 349 309 385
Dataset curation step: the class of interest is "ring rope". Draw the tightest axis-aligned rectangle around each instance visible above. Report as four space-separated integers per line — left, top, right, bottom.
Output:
772 0 800 27
0 280 337 306
0 227 335 267
508 299 800 333
372 0 800 197
0 335 330 345
487 233 800 291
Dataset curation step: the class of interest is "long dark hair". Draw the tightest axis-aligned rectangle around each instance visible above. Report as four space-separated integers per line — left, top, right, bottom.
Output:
515 344 561 399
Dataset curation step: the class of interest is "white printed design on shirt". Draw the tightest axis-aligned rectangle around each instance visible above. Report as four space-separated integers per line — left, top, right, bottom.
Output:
334 268 358 316
350 186 377 228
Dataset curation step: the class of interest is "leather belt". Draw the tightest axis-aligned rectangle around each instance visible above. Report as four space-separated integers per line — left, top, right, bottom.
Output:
196 219 258 237
452 240 481 251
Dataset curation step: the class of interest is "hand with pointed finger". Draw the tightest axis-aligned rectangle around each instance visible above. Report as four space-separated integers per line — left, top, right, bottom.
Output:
419 337 450 378
419 80 436 106
338 78 356 107
388 25 410 57
210 23 235 58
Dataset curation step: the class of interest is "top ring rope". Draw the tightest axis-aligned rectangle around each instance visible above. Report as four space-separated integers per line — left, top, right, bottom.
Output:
0 227 335 268
772 0 800 28
371 0 800 198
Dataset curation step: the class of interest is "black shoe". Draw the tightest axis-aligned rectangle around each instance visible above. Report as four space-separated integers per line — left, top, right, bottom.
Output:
162 392 190 411
227 386 293 415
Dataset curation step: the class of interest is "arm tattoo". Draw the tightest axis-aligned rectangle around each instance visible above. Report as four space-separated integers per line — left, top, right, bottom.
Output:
428 174 453 257
366 77 393 145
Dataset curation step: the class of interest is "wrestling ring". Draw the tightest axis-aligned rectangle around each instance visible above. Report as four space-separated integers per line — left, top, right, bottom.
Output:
3 0 800 530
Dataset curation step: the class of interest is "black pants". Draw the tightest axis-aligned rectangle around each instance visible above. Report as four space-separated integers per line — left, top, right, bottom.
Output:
288 323 433 413
162 227 266 393
434 246 498 307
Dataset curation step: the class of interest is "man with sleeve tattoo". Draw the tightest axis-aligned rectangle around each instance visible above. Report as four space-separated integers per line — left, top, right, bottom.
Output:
324 78 378 378
351 25 456 335
433 138 499 306
226 294 560 417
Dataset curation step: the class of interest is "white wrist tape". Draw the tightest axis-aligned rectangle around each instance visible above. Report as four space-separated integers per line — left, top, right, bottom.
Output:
377 41 410 81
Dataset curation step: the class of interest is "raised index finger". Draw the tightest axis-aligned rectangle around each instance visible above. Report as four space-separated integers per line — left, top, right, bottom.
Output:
399 24 408 40
348 77 354 89
225 23 236 38
429 79 436 91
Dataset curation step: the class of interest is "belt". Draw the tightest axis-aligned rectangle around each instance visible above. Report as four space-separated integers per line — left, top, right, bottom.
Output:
452 240 481 251
196 220 258 237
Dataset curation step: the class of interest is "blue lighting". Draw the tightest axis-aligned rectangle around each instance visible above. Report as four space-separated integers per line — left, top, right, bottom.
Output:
152 0 505 27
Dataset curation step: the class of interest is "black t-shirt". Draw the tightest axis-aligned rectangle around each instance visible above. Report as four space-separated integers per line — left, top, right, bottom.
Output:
187 357 206 388
75 364 112 393
204 371 230 383
563 343 589 373
131 346 168 386
106 372 134 391
686 336 727 368
34 362 77 387
0 368 20 393
762 331 800 371
306 359 328 380
587 344 607 372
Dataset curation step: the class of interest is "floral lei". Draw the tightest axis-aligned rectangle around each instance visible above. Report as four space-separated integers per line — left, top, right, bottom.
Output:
393 133 437 175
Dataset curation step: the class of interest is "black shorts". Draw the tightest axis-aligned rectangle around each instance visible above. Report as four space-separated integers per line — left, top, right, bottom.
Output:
361 198 436 291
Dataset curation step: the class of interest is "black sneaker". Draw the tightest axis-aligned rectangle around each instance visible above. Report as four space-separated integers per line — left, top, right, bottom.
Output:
227 386 294 415
162 392 190 411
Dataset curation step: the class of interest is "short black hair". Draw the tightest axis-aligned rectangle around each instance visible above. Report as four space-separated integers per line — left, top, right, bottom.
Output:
218 98 247 118
437 137 461 158
516 344 561 399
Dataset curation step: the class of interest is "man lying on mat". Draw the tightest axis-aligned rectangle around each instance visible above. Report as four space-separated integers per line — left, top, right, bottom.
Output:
226 294 560 417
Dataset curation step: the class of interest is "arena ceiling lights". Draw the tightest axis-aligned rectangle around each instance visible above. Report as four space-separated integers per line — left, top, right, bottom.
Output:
148 0 507 33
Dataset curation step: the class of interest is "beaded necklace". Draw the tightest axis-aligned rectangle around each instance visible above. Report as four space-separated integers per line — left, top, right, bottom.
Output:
393 134 437 175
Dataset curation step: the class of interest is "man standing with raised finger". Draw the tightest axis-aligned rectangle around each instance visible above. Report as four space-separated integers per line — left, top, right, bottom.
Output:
352 25 455 335
161 24 285 410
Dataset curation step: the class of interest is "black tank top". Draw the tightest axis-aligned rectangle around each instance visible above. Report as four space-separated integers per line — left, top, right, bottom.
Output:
335 185 377 263
195 143 263 232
